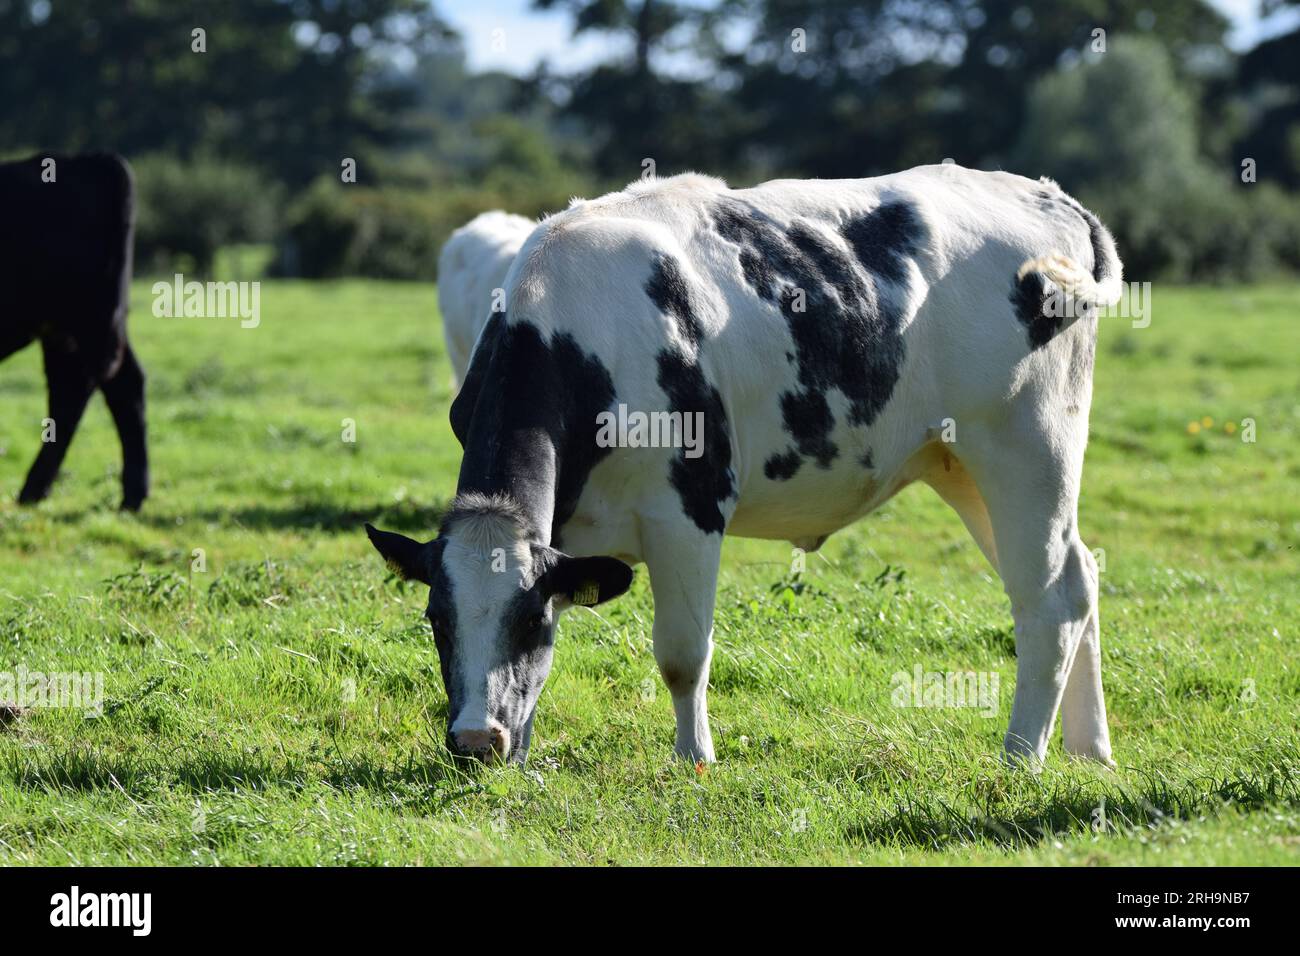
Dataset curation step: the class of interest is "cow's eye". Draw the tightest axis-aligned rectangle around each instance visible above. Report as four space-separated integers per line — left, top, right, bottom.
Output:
526 613 545 632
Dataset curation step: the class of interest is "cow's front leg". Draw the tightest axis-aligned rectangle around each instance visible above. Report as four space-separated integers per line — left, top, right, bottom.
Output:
642 520 724 763
19 341 97 505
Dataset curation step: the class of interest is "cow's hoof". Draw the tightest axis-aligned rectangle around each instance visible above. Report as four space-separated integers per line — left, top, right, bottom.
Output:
1000 738 1046 773
674 744 716 765
120 479 149 511
16 487 50 506
1066 747 1117 770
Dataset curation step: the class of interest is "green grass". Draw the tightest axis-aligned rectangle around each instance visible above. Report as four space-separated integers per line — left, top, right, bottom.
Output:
0 280 1296 865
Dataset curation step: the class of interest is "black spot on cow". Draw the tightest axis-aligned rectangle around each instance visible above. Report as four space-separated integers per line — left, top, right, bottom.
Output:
841 201 923 285
364 527 461 726
712 197 920 481
646 253 703 348
656 348 736 535
422 544 459 720
1010 269 1063 350
1032 186 1059 214
739 248 773 298
450 316 617 543
764 449 802 481
780 388 837 467
1028 185 1084 234
788 221 873 309
713 201 796 303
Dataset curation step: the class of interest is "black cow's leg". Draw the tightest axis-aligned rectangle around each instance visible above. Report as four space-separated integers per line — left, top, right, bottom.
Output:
17 342 97 505
101 341 149 510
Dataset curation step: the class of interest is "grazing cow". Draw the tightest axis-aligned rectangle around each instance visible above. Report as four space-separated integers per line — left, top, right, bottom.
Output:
0 153 147 510
436 211 534 387
368 166 1122 768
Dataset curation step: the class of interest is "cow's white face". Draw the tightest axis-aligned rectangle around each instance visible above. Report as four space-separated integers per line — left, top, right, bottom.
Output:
365 500 632 764
436 534 554 762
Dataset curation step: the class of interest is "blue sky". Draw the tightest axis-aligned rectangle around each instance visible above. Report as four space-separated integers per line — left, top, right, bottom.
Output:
439 0 1300 76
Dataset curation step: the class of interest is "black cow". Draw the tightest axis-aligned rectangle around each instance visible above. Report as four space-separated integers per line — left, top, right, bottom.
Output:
0 152 147 509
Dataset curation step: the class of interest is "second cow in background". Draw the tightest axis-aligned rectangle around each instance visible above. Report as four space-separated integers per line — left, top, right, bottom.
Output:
0 152 148 510
436 211 534 388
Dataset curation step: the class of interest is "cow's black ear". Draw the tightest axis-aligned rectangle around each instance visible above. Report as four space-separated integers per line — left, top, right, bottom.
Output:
365 524 435 585
449 312 506 447
544 555 634 607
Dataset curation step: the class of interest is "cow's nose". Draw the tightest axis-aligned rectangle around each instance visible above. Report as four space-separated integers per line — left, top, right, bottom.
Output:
453 722 509 761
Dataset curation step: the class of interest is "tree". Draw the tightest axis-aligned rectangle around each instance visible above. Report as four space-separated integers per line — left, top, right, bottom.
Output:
533 0 740 178
716 0 1231 177
1012 36 1204 195
1013 36 1288 281
1236 1 1300 187
0 0 455 186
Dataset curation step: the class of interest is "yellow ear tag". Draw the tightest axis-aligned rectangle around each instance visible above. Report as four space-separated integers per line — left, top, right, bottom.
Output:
573 581 600 606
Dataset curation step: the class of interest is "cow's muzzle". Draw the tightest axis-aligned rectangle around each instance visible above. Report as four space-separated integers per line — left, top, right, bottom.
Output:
450 720 510 764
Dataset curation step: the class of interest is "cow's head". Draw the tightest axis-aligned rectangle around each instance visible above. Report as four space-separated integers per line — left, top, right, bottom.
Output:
365 494 632 764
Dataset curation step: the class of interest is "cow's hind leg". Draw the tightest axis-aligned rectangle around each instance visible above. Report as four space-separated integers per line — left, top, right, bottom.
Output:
959 421 1111 767
18 342 97 505
101 341 149 510
1060 590 1113 764
641 516 724 763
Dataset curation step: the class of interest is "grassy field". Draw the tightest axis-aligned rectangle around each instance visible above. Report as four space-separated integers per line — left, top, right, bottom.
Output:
0 279 1296 865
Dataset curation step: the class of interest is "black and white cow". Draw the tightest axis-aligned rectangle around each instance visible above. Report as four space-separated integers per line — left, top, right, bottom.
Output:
368 166 1121 768
0 153 147 509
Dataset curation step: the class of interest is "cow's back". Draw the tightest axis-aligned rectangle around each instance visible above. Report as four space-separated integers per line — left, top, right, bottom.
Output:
1 153 135 375
1 153 134 293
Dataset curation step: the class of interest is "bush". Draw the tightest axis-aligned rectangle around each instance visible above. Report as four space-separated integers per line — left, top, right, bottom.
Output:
274 166 594 282
133 154 279 276
1089 174 1297 283
1013 37 1203 201
270 113 600 281
274 178 443 280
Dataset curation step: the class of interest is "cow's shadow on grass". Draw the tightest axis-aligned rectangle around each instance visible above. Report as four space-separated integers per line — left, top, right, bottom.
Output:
6 742 488 814
128 499 450 535
844 769 1300 850
10 741 1300 848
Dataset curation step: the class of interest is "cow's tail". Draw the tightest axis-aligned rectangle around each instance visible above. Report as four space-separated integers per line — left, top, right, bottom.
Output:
1018 202 1124 319
1017 251 1123 313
